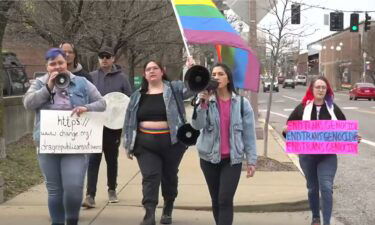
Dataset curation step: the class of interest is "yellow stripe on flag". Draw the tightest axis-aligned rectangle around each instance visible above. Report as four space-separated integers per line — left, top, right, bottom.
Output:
172 0 217 8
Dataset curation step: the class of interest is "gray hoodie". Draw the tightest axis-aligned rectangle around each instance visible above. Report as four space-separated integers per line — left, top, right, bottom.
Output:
90 64 132 97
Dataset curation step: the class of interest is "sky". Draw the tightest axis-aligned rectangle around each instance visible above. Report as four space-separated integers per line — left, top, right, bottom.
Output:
257 0 375 51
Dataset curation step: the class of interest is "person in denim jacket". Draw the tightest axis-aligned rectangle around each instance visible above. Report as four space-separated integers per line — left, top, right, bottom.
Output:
23 48 106 225
123 60 193 225
191 63 257 225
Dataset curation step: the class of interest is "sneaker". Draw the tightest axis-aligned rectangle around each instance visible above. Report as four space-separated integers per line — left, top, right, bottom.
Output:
311 217 321 225
82 195 95 208
108 190 119 203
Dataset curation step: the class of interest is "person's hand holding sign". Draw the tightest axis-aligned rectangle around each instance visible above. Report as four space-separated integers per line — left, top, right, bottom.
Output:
71 106 88 117
357 134 362 143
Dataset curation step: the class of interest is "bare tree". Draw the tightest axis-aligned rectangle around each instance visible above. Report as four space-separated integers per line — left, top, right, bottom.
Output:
258 0 315 157
8 0 184 78
0 0 15 158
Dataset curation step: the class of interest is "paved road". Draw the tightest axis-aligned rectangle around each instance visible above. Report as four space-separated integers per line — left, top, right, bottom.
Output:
258 84 375 225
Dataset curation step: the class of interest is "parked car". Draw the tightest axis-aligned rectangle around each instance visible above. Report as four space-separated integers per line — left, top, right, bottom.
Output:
295 75 307 86
283 78 295 88
349 83 375 101
1 52 30 96
263 78 279 92
277 76 286 84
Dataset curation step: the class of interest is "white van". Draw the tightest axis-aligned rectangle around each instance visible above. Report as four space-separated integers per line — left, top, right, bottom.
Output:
295 75 307 86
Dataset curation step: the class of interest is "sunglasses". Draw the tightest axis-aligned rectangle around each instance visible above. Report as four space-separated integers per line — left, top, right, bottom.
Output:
99 54 112 59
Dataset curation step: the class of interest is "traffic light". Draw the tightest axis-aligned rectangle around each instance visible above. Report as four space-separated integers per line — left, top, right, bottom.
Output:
365 13 371 31
350 13 359 32
291 4 300 24
330 12 344 31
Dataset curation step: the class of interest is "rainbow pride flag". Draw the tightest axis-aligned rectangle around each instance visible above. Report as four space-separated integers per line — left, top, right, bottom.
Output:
172 0 260 92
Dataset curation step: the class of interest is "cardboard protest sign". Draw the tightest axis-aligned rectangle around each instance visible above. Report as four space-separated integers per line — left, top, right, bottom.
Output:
286 120 358 154
39 110 105 154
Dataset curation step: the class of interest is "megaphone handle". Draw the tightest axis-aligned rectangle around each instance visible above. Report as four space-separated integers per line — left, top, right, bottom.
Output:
192 103 198 120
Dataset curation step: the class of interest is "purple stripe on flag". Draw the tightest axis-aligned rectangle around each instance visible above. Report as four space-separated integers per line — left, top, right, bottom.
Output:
245 52 260 91
184 29 250 50
183 29 260 92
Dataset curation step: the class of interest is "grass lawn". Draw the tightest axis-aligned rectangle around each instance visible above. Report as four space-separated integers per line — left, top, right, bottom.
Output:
0 134 43 201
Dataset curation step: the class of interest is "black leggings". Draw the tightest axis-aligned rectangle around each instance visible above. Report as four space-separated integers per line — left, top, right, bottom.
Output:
134 131 186 208
200 158 242 225
86 127 121 197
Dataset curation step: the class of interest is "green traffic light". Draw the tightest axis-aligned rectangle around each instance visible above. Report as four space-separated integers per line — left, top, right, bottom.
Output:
352 25 358 31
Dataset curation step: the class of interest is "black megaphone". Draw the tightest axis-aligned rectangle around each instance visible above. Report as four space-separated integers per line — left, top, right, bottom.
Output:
177 123 200 146
54 73 70 89
185 65 219 92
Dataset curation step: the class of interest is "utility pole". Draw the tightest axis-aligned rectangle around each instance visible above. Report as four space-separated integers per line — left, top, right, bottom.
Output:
363 51 367 82
362 21 367 83
248 0 263 139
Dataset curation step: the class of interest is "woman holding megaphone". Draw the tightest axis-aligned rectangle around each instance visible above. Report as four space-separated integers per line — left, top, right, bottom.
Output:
23 48 105 225
123 59 195 225
191 63 257 225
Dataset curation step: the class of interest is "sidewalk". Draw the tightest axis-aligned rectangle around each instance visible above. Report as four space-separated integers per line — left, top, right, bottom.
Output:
0 113 344 225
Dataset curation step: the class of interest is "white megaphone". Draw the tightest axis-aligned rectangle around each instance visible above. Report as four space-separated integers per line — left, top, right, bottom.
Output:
103 92 129 129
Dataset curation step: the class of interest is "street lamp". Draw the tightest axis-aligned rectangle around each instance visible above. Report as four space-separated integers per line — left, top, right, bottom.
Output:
363 52 367 82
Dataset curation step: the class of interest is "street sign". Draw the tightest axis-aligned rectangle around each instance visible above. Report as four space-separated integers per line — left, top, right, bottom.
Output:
134 76 142 89
330 12 344 31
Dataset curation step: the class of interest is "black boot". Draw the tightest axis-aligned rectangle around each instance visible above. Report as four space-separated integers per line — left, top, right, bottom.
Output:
51 223 64 225
66 219 78 225
140 206 156 225
160 199 174 224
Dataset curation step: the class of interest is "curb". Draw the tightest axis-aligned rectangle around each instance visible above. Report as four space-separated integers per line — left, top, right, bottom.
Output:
117 201 310 213
173 200 309 212
259 119 304 175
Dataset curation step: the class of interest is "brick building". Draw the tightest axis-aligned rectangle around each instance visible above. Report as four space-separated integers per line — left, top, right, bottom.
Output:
307 21 375 90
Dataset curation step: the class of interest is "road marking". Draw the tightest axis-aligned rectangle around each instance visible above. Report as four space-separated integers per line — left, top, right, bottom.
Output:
259 109 289 118
282 95 300 102
283 108 294 112
362 139 375 147
372 107 375 109
342 107 359 110
356 109 375 115
335 93 348 97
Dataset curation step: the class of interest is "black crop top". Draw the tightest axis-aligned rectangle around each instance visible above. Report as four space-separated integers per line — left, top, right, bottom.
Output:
137 93 167 122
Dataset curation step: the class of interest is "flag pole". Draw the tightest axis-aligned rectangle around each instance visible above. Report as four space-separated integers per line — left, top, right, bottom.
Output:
170 0 191 57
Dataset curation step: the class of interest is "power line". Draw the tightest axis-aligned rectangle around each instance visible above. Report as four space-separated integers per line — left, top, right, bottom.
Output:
291 1 375 13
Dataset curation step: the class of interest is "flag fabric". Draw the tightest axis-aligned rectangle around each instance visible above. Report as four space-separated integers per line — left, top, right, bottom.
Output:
215 45 222 62
172 0 260 92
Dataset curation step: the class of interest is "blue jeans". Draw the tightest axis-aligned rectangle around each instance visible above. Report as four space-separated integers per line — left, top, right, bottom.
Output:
299 154 337 225
38 153 88 224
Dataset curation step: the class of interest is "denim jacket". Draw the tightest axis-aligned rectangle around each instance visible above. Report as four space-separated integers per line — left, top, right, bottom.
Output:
23 72 106 143
123 80 193 153
191 93 257 165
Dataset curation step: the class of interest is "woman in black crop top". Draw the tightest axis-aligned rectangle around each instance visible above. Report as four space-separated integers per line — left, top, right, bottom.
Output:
124 60 193 225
